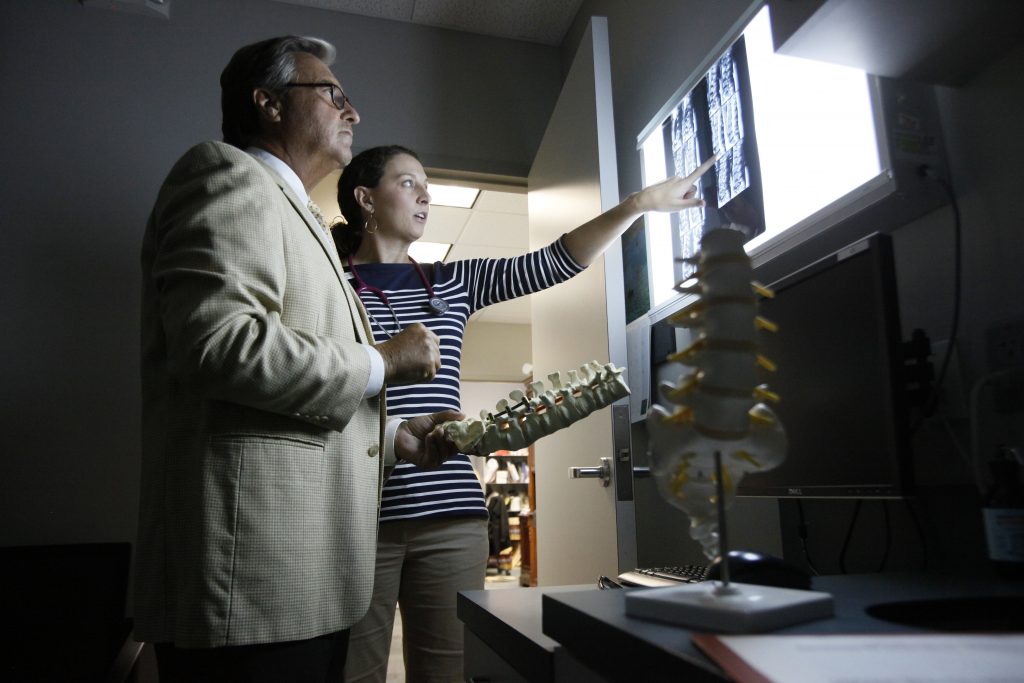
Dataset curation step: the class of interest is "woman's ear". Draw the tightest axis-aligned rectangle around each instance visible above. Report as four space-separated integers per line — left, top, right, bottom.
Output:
353 186 374 213
253 88 282 122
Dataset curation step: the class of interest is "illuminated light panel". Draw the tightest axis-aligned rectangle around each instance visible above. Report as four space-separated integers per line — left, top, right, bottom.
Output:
429 183 480 208
742 6 878 251
642 132 674 306
640 4 880 307
408 240 451 263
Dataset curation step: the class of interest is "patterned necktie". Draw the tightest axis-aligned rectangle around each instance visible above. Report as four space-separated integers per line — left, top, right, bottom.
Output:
307 200 329 234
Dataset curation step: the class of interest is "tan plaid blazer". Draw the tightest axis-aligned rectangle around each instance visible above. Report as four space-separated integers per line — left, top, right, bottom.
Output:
133 141 384 648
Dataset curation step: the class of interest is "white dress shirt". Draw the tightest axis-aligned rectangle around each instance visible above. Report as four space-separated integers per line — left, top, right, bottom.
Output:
245 148 403 468
247 147 385 399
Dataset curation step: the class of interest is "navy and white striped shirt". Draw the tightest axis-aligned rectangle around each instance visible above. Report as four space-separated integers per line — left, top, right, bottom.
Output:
346 237 585 521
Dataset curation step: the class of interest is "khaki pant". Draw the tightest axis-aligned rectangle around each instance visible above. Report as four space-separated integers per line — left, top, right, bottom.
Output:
344 517 488 683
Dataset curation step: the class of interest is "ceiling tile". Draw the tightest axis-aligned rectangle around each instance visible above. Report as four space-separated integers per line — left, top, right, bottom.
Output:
410 0 582 45
459 212 529 249
422 205 471 243
270 0 414 21
474 189 528 214
266 0 583 45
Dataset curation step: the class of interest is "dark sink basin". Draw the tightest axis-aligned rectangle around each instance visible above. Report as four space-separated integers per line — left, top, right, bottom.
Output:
866 596 1024 632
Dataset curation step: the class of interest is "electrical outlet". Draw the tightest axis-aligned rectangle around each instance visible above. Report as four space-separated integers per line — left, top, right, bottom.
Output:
987 317 1024 370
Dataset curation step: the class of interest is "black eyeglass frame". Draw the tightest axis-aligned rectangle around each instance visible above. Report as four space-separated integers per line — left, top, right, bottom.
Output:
284 82 353 111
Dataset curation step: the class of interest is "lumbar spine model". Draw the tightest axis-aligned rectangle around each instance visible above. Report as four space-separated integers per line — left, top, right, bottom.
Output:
442 361 629 456
646 227 786 559
626 229 833 635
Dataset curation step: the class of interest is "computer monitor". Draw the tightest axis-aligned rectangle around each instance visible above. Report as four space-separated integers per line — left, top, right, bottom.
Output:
736 232 913 498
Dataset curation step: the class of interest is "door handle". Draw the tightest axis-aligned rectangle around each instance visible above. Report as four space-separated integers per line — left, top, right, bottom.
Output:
568 456 611 487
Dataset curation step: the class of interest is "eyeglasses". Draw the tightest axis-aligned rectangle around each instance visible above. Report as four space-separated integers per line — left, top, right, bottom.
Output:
284 82 353 111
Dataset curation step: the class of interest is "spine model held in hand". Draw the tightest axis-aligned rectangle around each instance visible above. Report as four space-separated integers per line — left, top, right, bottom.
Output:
443 361 629 456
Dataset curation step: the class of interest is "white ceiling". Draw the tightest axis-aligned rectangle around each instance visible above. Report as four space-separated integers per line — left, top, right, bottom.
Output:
267 0 585 46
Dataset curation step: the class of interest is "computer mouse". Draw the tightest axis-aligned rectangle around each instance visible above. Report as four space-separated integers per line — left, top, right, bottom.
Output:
705 550 811 590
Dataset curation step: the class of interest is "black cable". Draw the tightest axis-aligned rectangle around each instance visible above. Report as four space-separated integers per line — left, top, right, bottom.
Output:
910 172 962 434
877 500 892 573
838 499 863 574
795 499 820 576
903 498 929 572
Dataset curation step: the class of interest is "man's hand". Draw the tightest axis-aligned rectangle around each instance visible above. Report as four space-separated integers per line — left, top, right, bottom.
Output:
376 322 442 385
395 410 466 469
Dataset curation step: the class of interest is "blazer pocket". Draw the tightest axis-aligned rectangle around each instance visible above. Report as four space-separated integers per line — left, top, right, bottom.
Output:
202 434 330 636
205 433 326 518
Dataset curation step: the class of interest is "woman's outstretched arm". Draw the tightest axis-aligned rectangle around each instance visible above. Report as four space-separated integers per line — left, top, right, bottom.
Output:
563 154 717 267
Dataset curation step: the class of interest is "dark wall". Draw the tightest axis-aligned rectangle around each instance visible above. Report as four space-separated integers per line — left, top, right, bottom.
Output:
0 0 560 547
565 0 1024 574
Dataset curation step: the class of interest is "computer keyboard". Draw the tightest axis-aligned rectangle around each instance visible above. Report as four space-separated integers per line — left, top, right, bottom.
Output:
617 564 709 587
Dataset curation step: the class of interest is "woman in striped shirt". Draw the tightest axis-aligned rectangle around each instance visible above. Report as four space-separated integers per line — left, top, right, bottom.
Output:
334 145 714 682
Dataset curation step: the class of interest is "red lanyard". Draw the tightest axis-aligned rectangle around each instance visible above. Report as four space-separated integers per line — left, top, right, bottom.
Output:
346 254 449 315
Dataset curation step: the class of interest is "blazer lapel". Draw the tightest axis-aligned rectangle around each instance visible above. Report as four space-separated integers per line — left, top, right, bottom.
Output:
254 160 374 345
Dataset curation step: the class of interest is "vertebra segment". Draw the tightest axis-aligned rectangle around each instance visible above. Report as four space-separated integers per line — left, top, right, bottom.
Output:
645 227 787 559
441 361 629 455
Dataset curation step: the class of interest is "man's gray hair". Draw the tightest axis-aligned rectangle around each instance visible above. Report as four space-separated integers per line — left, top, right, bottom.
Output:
220 36 337 148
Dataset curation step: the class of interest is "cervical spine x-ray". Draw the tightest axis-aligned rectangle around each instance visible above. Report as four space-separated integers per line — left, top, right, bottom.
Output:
671 95 705 268
707 48 750 207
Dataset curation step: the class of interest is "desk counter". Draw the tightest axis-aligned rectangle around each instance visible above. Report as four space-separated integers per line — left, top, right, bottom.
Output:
460 574 1024 683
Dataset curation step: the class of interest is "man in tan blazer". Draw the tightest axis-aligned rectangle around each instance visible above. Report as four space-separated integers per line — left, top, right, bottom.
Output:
134 36 461 681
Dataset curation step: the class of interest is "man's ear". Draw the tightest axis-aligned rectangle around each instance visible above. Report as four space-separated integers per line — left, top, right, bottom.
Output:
253 88 282 123
354 187 374 213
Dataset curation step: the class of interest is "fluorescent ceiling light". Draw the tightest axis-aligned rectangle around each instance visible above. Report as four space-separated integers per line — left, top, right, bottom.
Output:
409 241 452 263
429 183 479 208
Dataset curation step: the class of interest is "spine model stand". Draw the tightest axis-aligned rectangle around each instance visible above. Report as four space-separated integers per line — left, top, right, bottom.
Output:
646 227 786 559
442 361 629 456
